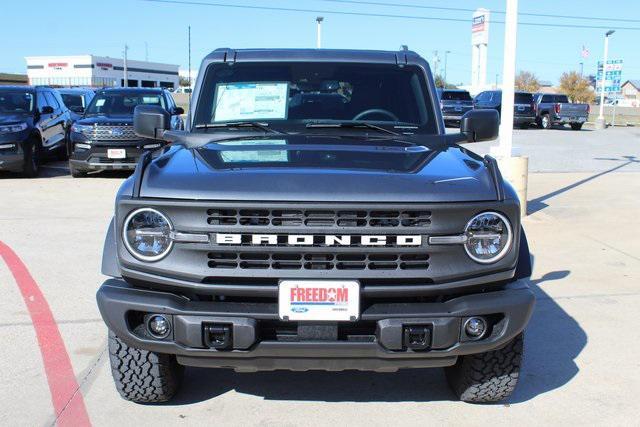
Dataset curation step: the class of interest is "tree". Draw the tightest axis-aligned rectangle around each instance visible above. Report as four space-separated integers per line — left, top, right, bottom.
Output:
434 75 457 89
515 70 541 92
179 76 191 87
559 71 594 103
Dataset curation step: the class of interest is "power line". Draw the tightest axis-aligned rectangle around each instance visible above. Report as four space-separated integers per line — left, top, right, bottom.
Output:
141 0 640 31
315 0 640 24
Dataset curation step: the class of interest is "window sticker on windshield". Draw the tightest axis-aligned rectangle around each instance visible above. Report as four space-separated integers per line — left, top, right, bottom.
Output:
213 82 289 122
95 99 106 107
218 139 288 163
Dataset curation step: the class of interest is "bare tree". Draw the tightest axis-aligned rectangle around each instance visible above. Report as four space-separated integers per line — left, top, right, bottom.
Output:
515 70 541 92
434 75 457 89
559 71 593 103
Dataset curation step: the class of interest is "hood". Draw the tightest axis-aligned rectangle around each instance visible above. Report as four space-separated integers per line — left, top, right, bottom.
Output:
77 115 133 125
139 134 498 203
0 113 32 126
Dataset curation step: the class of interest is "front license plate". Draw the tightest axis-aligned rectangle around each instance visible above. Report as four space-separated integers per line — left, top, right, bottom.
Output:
107 148 126 159
279 280 360 321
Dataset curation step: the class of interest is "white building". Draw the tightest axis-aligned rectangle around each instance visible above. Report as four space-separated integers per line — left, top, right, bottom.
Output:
25 55 179 88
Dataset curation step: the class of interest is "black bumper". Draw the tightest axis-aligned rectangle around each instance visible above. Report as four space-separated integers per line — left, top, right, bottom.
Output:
97 278 535 372
0 135 27 172
69 141 159 171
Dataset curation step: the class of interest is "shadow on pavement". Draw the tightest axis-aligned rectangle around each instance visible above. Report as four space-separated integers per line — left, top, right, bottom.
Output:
528 155 638 214
167 263 586 405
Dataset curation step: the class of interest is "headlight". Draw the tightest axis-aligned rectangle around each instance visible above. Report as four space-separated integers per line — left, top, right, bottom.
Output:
0 122 28 134
464 212 512 263
71 123 93 134
123 208 173 262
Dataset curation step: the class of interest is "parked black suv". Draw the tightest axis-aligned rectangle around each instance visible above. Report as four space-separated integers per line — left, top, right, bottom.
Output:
68 87 183 177
97 48 534 404
473 90 536 129
0 86 70 177
436 89 474 126
58 88 96 122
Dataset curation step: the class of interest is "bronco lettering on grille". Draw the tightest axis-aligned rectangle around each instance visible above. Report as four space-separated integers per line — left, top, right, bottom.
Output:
215 233 422 246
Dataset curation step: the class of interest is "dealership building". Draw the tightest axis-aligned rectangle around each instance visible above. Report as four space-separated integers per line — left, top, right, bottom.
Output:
25 55 179 88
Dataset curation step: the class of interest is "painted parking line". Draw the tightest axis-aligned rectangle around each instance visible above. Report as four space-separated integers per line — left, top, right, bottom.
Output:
0 241 91 427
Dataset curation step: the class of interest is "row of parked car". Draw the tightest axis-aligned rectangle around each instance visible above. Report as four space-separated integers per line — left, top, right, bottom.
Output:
0 85 184 177
436 88 590 131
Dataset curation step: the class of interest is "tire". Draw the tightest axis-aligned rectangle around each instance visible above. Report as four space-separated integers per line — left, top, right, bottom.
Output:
108 330 184 403
445 333 523 403
21 140 40 178
570 123 583 131
540 113 552 129
69 164 87 178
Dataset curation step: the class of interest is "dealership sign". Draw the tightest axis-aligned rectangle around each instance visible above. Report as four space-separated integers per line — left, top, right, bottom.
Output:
96 62 113 70
48 62 68 70
596 59 623 94
471 9 490 45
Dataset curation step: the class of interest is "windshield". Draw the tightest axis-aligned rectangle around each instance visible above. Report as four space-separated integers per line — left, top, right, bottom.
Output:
85 92 165 116
0 90 34 114
60 94 84 110
441 91 472 101
194 62 435 131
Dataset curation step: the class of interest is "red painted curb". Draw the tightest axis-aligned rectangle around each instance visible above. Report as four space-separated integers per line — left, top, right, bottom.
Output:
0 241 91 427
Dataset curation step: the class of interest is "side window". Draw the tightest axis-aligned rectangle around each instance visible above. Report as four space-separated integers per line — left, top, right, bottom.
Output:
475 92 486 102
44 92 60 111
36 91 49 112
166 93 176 112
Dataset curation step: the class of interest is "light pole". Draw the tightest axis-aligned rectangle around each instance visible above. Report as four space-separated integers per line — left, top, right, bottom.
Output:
123 44 129 87
579 62 584 77
316 17 324 48
596 30 615 130
498 0 518 158
443 50 451 88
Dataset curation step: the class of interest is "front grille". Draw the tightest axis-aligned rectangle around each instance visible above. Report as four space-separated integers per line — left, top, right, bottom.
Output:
207 208 431 228
88 125 138 141
208 252 429 271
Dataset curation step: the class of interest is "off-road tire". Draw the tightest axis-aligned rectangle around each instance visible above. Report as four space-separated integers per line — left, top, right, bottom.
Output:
22 140 40 178
540 113 552 129
570 123 583 131
108 330 184 403
445 333 523 403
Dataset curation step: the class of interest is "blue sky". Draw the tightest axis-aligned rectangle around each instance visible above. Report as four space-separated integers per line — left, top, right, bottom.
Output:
1 0 639 85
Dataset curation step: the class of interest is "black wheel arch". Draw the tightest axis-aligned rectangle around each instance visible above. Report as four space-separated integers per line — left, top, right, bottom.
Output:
514 226 532 280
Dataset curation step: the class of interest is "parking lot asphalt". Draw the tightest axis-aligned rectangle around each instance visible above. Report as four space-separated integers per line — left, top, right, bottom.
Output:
1 127 639 426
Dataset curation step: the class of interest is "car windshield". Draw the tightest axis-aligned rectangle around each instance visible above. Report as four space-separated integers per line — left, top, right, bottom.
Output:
0 90 34 114
85 92 165 116
61 93 84 110
441 91 472 101
194 62 435 132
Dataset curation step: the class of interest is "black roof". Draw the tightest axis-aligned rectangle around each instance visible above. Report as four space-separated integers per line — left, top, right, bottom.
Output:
96 87 165 94
204 48 421 64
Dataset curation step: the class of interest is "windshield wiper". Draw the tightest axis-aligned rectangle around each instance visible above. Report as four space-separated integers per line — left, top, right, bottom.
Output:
305 121 400 136
195 121 286 135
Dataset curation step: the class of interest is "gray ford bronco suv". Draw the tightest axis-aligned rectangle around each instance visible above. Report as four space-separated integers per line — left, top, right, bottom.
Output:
97 48 534 404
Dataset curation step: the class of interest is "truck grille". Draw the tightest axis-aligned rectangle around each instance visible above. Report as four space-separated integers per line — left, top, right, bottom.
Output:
208 252 429 271
206 208 431 228
89 125 138 141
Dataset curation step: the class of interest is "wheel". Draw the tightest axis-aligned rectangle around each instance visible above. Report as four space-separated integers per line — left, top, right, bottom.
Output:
445 333 523 403
69 164 87 178
570 123 583 131
21 140 40 178
540 113 552 129
108 330 183 403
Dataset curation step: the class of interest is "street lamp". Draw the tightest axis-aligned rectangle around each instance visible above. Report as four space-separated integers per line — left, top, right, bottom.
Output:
316 17 324 48
443 50 451 88
596 29 615 129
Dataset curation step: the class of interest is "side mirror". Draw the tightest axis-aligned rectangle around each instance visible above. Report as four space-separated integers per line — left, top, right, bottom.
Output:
41 106 54 114
460 109 499 142
173 107 185 115
134 105 170 140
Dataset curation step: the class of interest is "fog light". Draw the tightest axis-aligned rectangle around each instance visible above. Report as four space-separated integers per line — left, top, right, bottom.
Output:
147 314 170 338
464 317 487 339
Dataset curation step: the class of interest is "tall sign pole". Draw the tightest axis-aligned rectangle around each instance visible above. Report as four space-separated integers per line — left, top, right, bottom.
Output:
498 0 517 157
123 44 129 88
596 30 615 129
316 17 324 48
471 8 490 93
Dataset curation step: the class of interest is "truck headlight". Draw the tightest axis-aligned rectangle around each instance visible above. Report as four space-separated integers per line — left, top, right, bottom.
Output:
71 123 93 134
0 122 28 134
123 208 173 261
464 212 512 263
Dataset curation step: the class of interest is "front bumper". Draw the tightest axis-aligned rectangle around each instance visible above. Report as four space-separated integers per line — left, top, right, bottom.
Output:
97 278 535 372
0 133 27 172
69 140 160 171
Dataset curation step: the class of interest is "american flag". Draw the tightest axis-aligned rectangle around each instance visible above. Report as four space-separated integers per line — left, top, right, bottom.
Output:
581 46 590 59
